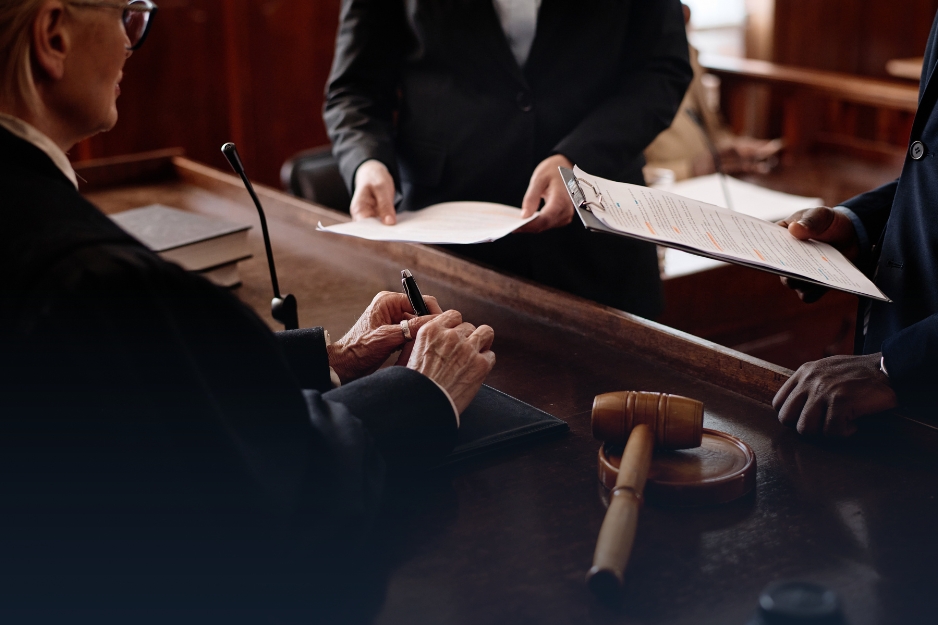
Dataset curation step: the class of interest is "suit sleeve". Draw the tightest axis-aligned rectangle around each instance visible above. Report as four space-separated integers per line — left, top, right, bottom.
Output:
325 366 458 468
21 247 457 549
323 0 409 192
274 327 333 392
552 0 693 176
882 315 938 409
839 179 899 256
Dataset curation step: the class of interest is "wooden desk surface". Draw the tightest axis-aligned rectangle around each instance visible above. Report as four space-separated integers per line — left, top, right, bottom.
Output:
80 153 938 624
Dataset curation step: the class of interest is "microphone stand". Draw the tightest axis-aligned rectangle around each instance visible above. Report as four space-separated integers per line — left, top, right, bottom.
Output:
686 109 734 212
221 142 299 330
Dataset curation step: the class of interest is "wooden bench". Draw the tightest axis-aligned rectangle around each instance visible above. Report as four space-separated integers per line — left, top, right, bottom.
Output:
700 54 919 161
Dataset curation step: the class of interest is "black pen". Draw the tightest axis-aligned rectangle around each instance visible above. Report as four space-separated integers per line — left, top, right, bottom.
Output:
401 269 431 316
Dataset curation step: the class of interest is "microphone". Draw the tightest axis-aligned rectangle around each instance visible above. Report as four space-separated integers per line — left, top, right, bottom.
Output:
221 142 299 330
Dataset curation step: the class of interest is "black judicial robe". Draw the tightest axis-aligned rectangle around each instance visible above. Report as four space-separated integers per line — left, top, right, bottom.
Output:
0 127 455 620
324 0 692 317
840 10 938 412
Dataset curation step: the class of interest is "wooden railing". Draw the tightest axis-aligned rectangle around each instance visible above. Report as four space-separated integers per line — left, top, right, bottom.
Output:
699 54 920 160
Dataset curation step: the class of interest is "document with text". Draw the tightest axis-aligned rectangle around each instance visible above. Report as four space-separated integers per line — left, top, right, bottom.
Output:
317 201 536 244
562 166 889 301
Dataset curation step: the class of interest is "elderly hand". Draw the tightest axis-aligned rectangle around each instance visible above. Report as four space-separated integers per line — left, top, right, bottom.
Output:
327 291 443 384
517 154 575 233
776 207 861 303
773 353 897 438
406 310 496 413
351 159 397 225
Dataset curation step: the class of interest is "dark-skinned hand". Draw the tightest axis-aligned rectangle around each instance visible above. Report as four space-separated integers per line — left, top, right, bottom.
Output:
773 352 897 438
776 206 861 303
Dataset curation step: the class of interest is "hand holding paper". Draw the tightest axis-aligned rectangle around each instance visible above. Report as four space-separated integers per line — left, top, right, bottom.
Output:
517 154 575 233
776 206 863 302
562 166 888 301
318 202 537 244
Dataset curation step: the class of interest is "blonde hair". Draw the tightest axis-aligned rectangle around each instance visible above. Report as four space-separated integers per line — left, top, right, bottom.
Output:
0 0 52 114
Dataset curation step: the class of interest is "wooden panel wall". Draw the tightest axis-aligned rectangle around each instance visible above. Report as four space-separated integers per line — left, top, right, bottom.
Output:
74 0 341 187
75 1 938 187
774 0 938 78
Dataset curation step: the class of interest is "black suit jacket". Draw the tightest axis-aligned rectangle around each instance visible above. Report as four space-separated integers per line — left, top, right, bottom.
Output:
0 127 454 620
324 0 691 316
840 11 938 411
326 0 691 205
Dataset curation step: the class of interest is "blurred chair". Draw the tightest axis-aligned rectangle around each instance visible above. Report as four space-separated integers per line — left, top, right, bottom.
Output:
280 145 351 213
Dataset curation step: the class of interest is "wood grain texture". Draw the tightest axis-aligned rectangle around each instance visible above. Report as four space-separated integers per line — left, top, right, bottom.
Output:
587 423 655 596
702 54 916 158
77 1 231 168
773 0 938 78
71 0 341 187
701 54 919 112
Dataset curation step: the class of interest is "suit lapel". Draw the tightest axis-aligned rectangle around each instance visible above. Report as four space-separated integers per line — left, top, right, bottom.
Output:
910 11 938 138
524 0 560 76
477 0 528 87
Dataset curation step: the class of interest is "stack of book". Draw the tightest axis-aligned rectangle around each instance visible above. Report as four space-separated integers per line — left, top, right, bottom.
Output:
109 204 252 288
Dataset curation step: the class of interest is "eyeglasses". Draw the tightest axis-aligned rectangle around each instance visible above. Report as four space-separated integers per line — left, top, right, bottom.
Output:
68 0 158 51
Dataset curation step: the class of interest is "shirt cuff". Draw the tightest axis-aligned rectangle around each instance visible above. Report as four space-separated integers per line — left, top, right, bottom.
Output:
324 330 342 388
833 206 870 256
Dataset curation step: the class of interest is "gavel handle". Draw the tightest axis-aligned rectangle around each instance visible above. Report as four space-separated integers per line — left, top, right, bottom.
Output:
586 423 655 598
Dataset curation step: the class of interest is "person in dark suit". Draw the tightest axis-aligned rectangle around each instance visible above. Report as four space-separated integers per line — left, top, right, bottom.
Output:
0 1 494 620
324 0 692 317
772 11 938 437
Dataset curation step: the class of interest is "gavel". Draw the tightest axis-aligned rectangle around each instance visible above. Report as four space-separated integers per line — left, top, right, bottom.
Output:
586 391 704 598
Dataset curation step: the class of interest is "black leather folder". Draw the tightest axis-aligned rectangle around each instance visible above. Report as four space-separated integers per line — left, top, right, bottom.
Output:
439 385 569 466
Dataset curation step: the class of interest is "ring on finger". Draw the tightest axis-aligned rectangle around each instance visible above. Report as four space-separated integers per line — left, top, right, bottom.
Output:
400 319 412 340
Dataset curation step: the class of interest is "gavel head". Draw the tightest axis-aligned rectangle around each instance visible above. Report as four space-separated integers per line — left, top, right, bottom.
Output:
592 391 703 450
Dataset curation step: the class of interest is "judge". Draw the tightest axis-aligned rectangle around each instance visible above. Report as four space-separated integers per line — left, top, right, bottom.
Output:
0 0 494 619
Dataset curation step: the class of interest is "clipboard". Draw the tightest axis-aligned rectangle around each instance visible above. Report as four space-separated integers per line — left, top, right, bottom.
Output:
560 167 890 302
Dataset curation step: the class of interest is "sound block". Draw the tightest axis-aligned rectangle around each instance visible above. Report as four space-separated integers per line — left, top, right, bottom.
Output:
598 428 756 506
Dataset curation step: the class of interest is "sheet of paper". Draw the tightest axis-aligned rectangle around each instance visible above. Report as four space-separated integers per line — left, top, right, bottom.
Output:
654 173 822 223
653 174 823 278
317 201 536 244
570 166 888 301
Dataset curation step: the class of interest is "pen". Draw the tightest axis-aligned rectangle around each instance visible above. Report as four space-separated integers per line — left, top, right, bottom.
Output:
401 269 431 316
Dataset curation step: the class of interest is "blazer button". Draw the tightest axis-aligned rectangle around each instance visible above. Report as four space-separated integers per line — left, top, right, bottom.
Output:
516 91 534 112
910 140 926 160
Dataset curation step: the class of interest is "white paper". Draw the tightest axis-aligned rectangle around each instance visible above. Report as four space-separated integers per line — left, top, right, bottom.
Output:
573 166 888 301
654 174 823 278
317 201 536 244
654 173 822 223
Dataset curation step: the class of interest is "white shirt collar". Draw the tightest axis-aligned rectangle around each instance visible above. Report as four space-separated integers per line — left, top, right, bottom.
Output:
0 113 78 189
492 0 542 67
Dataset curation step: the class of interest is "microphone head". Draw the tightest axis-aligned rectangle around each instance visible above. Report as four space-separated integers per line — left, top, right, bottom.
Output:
221 142 244 175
